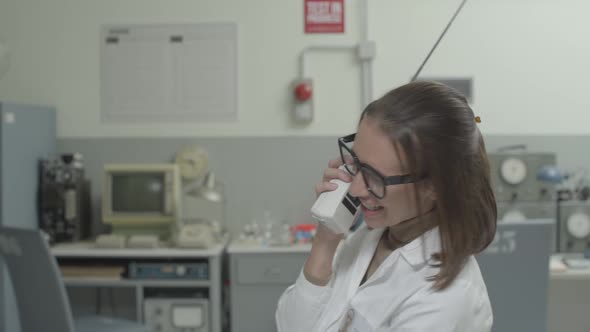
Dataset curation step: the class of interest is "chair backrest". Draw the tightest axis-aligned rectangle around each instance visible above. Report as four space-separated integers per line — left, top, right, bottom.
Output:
476 219 554 332
0 226 75 332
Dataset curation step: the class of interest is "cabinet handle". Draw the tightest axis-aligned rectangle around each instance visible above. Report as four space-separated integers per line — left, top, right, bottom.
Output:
265 266 281 276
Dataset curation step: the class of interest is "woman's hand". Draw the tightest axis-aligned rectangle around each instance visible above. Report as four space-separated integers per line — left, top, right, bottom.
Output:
304 158 353 285
313 158 353 241
314 158 353 198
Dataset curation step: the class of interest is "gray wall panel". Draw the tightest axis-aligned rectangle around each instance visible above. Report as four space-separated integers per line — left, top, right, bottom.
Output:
58 137 336 237
58 135 590 238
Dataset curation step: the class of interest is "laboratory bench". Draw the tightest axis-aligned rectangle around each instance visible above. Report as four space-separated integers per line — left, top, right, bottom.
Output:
548 254 590 332
51 240 227 332
49 239 590 332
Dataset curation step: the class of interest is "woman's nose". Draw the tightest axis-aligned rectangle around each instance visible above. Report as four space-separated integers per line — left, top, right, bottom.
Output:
348 172 369 198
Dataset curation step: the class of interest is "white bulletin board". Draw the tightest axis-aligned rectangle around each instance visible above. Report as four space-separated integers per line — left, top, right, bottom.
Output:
101 23 237 123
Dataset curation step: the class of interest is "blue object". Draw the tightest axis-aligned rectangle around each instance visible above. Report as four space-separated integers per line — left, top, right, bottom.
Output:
537 165 564 184
295 230 313 243
0 102 56 331
129 262 209 280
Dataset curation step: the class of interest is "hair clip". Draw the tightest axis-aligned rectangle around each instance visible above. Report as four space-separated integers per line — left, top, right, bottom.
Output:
474 116 481 123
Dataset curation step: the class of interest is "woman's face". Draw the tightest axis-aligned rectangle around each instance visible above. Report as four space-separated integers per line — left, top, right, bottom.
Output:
348 118 434 229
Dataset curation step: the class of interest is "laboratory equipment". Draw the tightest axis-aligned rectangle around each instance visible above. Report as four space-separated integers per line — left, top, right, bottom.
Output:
143 298 210 332
174 145 209 185
525 164 590 253
129 262 208 280
101 163 182 243
498 201 557 251
175 223 217 248
488 151 557 202
559 201 590 253
38 153 92 244
174 145 225 248
127 234 160 248
177 145 225 227
498 201 556 223
95 233 126 248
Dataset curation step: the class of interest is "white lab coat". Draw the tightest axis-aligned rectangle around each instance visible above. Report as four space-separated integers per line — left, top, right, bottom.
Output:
276 224 493 332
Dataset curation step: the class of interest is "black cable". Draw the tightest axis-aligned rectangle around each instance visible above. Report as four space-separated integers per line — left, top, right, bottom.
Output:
411 0 469 82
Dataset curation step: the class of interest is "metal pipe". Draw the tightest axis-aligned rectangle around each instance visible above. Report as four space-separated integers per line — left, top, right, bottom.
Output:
361 61 372 108
297 0 374 111
359 0 373 108
360 0 369 42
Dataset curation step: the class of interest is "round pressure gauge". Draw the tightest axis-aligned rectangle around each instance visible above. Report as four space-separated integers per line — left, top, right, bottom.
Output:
174 146 209 180
567 212 590 239
500 157 527 185
501 210 527 223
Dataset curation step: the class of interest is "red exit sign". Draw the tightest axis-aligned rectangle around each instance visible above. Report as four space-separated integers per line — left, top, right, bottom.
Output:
305 0 345 33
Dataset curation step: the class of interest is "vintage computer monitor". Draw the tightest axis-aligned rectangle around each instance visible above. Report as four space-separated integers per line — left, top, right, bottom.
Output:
102 164 182 241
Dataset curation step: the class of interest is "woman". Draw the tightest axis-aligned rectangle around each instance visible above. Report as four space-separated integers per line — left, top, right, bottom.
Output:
276 81 497 331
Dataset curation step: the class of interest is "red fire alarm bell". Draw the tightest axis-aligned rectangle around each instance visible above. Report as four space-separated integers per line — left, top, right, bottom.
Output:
294 82 313 101
292 79 313 123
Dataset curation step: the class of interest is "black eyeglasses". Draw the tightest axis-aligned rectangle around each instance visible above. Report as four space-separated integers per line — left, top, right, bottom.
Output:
338 133 424 199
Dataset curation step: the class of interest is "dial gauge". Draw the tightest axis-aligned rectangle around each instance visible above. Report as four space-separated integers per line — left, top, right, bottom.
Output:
500 157 527 185
567 212 590 239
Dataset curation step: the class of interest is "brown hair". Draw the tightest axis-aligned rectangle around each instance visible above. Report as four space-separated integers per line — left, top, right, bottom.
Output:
360 80 497 290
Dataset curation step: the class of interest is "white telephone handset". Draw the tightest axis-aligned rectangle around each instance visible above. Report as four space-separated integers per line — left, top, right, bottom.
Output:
310 168 361 234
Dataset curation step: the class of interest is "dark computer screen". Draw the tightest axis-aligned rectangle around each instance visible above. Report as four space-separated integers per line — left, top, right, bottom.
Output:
111 173 165 213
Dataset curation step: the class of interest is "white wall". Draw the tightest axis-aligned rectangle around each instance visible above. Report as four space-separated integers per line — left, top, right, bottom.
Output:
0 0 362 137
1 0 590 137
371 0 590 135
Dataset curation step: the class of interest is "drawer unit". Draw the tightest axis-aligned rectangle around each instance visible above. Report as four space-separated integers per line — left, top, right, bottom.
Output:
235 255 305 285
228 245 308 332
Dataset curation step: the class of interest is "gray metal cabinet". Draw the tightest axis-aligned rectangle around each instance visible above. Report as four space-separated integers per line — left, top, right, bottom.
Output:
228 244 309 332
0 102 56 332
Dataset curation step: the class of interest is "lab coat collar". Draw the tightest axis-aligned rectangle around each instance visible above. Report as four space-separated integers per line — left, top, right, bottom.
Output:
398 227 441 269
348 225 385 292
